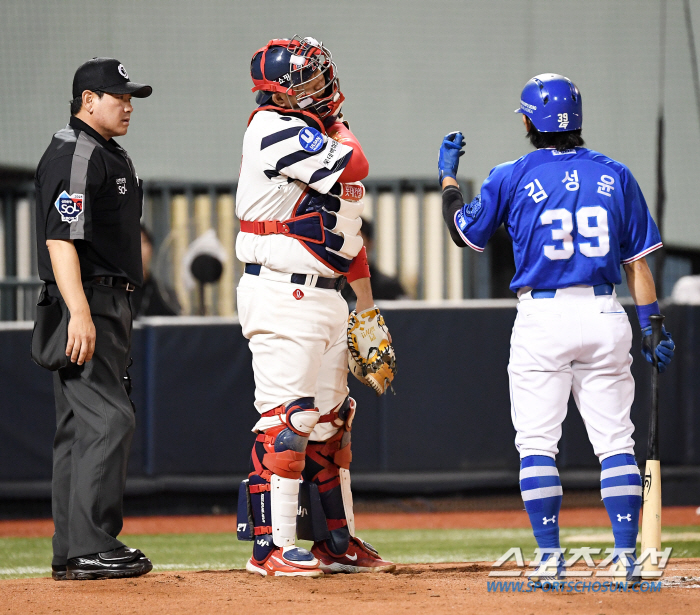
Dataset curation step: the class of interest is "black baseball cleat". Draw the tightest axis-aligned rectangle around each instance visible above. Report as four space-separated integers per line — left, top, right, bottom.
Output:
66 546 153 580
51 564 67 581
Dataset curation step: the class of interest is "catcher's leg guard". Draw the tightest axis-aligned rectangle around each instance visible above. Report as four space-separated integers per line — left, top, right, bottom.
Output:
247 398 320 563
304 397 355 555
306 398 395 573
236 479 254 541
297 481 331 542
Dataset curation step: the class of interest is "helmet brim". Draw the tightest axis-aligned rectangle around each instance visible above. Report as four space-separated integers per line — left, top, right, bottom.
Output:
255 91 274 105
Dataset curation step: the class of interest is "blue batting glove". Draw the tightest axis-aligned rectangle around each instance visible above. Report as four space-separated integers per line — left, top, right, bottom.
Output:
438 131 465 184
641 325 675 373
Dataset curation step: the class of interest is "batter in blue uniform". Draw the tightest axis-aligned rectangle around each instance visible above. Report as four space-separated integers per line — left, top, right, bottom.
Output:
439 74 675 583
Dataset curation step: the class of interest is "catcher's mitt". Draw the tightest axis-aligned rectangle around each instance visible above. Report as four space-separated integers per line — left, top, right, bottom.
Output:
347 307 396 395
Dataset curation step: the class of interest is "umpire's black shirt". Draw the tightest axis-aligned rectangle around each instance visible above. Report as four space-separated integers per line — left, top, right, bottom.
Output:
35 116 144 286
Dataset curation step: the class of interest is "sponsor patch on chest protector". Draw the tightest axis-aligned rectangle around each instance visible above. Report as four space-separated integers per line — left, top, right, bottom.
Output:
54 191 84 223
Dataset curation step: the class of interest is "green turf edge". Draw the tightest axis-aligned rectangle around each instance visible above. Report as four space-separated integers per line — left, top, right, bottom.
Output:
1 526 698 580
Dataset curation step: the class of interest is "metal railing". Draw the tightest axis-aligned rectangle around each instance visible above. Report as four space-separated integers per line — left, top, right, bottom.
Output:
140 178 483 316
4 177 700 321
0 178 484 320
1 183 40 321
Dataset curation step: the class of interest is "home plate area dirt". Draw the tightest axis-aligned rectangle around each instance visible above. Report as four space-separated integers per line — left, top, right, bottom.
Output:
1 509 699 614
2 559 699 615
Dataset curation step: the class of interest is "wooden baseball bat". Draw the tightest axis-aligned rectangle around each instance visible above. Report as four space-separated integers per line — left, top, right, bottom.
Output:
640 313 664 571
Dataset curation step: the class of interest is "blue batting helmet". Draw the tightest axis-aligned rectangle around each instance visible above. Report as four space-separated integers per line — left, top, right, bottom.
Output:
515 74 582 132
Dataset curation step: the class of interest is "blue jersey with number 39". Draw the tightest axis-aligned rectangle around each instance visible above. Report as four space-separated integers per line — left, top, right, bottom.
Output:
454 147 662 292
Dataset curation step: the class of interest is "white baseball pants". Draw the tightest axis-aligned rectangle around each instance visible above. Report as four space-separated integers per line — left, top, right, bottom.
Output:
508 286 636 460
237 273 349 441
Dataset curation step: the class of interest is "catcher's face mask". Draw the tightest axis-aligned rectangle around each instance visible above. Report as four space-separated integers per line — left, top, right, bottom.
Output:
288 36 344 119
250 36 345 119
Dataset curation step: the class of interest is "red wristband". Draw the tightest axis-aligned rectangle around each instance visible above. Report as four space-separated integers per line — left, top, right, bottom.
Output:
346 246 370 283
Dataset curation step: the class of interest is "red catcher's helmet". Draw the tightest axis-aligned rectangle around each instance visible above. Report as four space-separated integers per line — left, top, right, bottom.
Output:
250 36 344 119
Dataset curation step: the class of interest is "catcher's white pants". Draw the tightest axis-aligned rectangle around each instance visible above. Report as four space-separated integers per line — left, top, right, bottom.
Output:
237 273 349 441
509 286 636 460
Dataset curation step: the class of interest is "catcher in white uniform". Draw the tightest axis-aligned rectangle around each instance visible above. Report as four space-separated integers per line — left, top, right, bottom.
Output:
235 36 396 577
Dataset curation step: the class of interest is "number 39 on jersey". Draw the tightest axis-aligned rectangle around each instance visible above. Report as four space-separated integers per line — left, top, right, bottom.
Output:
525 171 615 261
453 146 662 293
540 206 610 260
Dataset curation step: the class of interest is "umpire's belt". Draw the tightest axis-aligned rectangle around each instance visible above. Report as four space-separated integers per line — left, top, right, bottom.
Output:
245 263 346 291
531 283 614 299
92 276 136 292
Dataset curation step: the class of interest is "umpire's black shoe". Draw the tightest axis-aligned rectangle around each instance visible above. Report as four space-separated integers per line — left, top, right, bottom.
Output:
66 546 153 580
51 564 67 581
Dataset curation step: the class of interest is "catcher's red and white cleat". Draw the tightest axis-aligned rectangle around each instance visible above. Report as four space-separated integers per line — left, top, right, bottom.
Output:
311 537 395 573
246 546 323 577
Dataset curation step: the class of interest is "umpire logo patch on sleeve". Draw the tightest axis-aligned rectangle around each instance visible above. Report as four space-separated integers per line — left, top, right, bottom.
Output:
54 191 84 223
299 127 324 153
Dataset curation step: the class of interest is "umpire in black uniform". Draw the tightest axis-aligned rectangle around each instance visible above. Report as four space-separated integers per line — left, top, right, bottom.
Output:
34 58 153 581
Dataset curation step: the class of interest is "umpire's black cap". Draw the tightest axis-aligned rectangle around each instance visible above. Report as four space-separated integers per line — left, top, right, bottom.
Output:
73 58 152 98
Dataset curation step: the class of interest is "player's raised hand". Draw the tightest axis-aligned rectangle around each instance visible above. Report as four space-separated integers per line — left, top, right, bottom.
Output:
641 325 675 373
438 131 465 184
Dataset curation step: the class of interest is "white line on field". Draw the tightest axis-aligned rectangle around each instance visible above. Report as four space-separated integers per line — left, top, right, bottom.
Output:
0 567 49 575
564 532 700 543
153 563 237 571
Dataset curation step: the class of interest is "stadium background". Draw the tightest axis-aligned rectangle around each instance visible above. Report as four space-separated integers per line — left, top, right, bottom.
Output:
0 0 699 598
2 0 700 227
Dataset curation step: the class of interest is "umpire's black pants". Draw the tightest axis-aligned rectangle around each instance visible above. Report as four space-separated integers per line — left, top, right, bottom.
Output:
48 283 135 564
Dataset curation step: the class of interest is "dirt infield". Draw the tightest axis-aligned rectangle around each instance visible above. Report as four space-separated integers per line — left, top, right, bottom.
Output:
1 506 698 537
2 509 699 613
2 560 699 615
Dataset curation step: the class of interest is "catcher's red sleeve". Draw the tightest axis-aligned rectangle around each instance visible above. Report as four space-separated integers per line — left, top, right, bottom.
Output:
346 246 370 283
327 122 369 182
